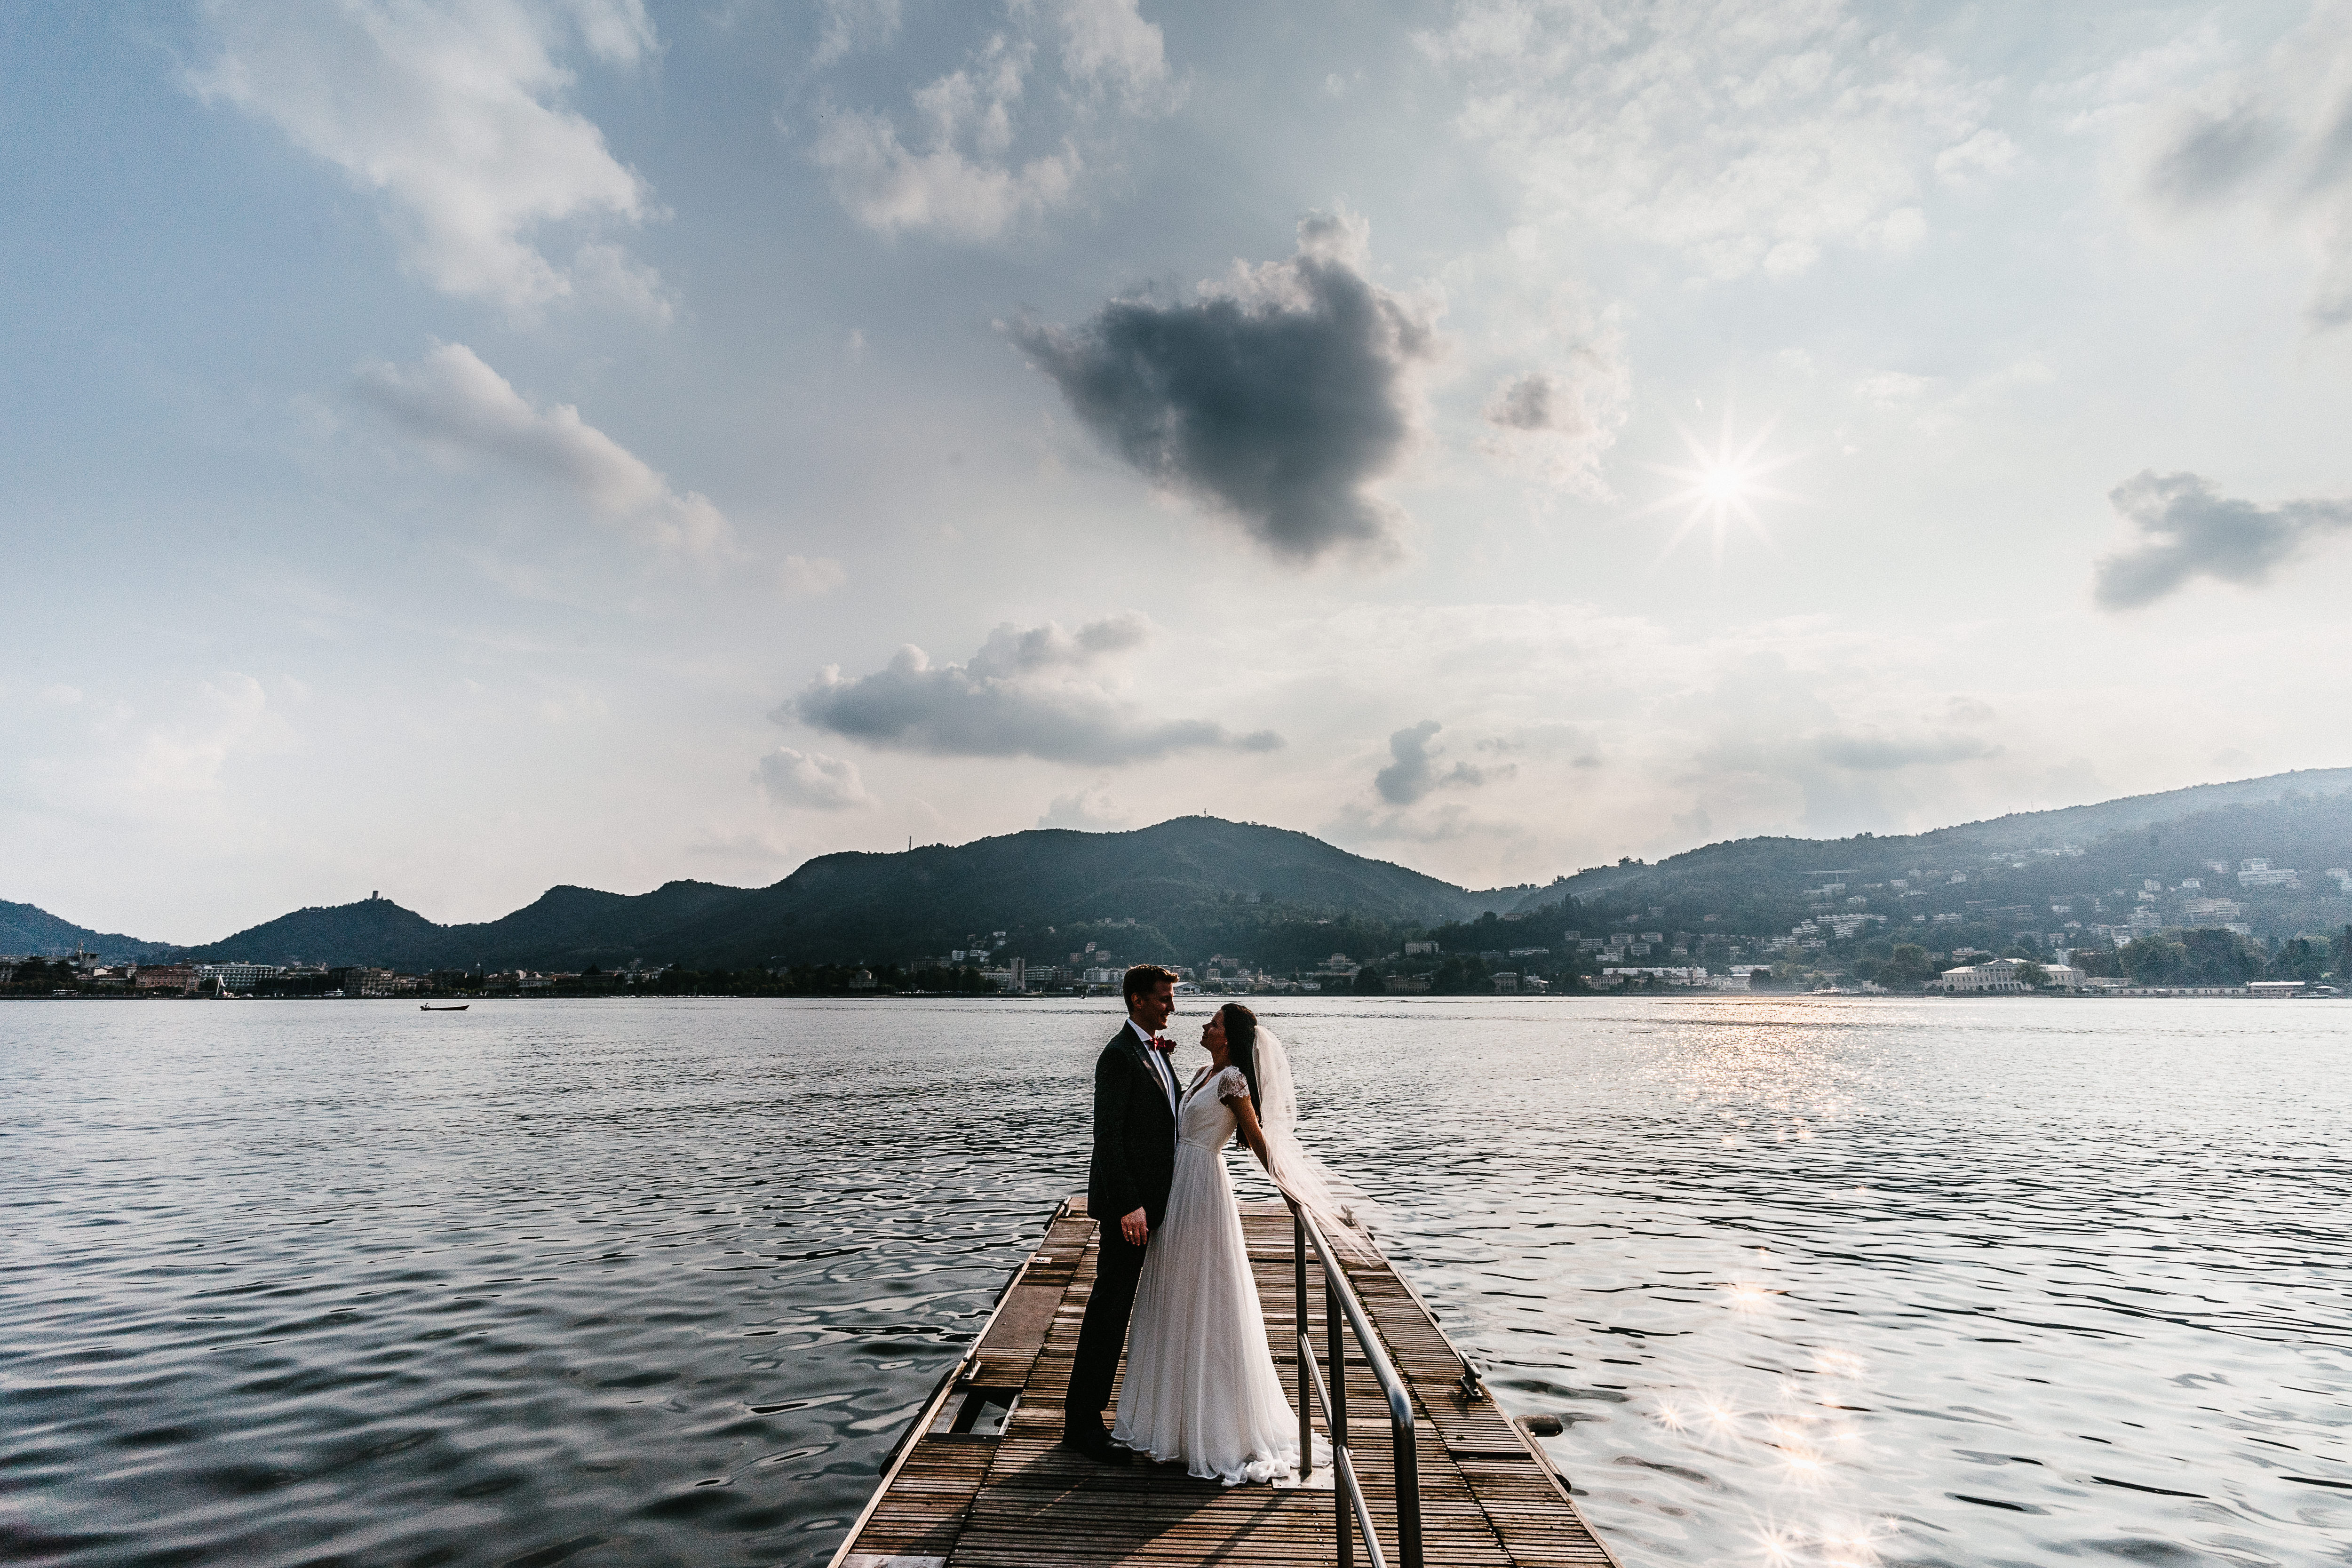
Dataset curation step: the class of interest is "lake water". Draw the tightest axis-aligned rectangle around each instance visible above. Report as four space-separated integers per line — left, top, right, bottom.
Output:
6 996 2348 1568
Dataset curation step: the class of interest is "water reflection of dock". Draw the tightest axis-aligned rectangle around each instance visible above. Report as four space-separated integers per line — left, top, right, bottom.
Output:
829 1197 1619 1568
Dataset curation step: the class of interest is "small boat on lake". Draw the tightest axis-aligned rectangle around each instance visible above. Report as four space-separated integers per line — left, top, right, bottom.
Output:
420 1003 469 1011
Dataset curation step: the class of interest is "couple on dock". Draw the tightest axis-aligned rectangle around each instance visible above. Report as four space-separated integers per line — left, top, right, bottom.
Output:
1061 964 1356 1485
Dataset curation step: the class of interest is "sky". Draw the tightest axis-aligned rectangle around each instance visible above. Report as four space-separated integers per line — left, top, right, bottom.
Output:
8 0 2352 942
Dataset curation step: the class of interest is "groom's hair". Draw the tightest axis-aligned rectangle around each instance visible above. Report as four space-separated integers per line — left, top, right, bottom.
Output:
1122 964 1177 1005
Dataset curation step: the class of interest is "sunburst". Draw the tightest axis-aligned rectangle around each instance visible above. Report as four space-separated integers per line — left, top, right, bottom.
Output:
1631 407 1803 563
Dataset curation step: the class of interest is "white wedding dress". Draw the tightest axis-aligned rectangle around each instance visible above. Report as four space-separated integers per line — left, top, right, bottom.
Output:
1111 1064 1304 1484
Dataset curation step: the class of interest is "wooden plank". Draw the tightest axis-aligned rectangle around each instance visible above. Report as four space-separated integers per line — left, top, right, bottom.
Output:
834 1195 1622 1568
827 1201 1075 1568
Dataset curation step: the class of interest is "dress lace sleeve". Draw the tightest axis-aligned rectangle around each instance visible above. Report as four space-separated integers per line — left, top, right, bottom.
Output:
1216 1065 1250 1102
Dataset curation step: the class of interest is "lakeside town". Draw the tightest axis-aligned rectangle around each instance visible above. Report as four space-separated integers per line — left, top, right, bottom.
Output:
3 950 2339 999
11 847 2347 1003
12 799 2352 1002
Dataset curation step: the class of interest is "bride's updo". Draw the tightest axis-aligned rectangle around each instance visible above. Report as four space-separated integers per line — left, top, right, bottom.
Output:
1218 1003 1261 1103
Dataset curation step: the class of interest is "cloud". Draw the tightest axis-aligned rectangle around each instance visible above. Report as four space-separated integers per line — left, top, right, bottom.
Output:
779 555 847 595
2131 4 2352 324
1857 371 1937 410
813 0 902 66
1374 720 1493 805
1935 127 2020 185
1345 717 1521 854
355 342 735 555
2093 470 2352 608
15 673 295 832
1325 799 1531 850
1015 211 1441 563
130 675 285 797
2042 23 2230 134
2145 102 2290 205
1037 782 1133 830
811 40 1080 242
1484 375 1560 432
1238 600 2151 875
757 747 875 810
1813 730 2000 770
1056 0 1174 99
808 0 1171 242
1420 0 1993 280
971 611 1151 668
1477 332 1629 494
1480 722 1602 768
683 826 800 864
785 613 1282 764
192 0 667 318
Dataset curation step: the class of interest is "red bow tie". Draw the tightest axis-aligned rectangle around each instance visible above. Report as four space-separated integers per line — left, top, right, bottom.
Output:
1149 1036 1175 1053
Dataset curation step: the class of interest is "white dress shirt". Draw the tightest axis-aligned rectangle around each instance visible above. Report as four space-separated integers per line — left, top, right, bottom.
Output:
1128 1018 1178 1113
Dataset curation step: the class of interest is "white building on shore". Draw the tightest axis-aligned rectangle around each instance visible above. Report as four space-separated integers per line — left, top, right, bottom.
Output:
1599 965 1708 986
194 962 282 992
1936 958 2082 992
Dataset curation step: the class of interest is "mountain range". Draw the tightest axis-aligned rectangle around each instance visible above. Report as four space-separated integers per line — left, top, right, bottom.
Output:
1536 767 2352 925
0 900 182 963
13 767 2352 970
43 818 1537 971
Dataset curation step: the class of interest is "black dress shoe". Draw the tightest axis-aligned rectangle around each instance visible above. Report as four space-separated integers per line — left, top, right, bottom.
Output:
1060 1425 1133 1465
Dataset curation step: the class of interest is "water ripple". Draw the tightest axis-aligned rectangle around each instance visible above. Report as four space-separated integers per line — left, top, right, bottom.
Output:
5 996 2349 1566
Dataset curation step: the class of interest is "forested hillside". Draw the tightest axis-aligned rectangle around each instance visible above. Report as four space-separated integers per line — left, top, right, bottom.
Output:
16 772 2352 980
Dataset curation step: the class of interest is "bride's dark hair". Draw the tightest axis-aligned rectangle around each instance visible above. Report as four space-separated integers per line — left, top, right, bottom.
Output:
1219 1003 1261 1104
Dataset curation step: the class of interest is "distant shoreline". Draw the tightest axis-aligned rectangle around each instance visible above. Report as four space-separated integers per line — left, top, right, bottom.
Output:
5 988 2339 1003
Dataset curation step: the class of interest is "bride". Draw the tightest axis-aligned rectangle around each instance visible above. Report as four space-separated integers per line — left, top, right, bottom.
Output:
1111 1003 1348 1484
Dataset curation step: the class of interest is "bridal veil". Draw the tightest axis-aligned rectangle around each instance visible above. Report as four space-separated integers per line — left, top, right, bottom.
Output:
1250 1026 1378 1258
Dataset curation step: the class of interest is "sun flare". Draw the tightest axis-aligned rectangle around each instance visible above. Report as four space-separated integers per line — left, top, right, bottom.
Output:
1634 408 1802 562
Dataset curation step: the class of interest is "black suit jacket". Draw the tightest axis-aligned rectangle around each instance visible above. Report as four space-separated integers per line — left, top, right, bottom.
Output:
1086 1024 1178 1230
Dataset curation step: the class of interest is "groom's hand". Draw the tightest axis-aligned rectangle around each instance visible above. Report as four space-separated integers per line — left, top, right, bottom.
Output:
1120 1208 1148 1246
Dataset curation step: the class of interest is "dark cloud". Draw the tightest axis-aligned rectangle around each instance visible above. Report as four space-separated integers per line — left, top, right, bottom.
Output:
2145 103 2291 207
785 614 1282 765
2314 95 2352 191
2135 33 2352 328
1484 372 1579 433
1814 731 2000 771
1013 212 1438 564
2094 470 2352 609
1374 720 1490 804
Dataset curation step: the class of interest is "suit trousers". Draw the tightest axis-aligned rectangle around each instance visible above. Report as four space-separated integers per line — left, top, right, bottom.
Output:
1065 1225 1148 1430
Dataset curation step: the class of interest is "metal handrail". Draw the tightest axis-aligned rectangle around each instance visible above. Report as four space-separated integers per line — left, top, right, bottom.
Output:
1291 1198 1421 1568
1298 1325 1390 1568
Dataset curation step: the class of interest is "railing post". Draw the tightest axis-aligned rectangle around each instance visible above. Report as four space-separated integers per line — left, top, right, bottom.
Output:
1394 1404 1422 1568
1292 1202 1414 1568
1329 1268 1350 1568
1293 1205 1311 1484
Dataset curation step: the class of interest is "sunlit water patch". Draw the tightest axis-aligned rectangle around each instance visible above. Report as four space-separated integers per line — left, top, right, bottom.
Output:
5 997 2347 1566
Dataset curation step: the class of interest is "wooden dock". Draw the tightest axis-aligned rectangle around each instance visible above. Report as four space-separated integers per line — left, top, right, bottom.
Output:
827 1197 1620 1568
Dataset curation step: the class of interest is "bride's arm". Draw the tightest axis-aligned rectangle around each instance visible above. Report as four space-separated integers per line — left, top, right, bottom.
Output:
1225 1087 1273 1171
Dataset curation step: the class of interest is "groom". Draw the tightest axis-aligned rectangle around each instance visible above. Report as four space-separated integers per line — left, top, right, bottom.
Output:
1062 963 1182 1465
